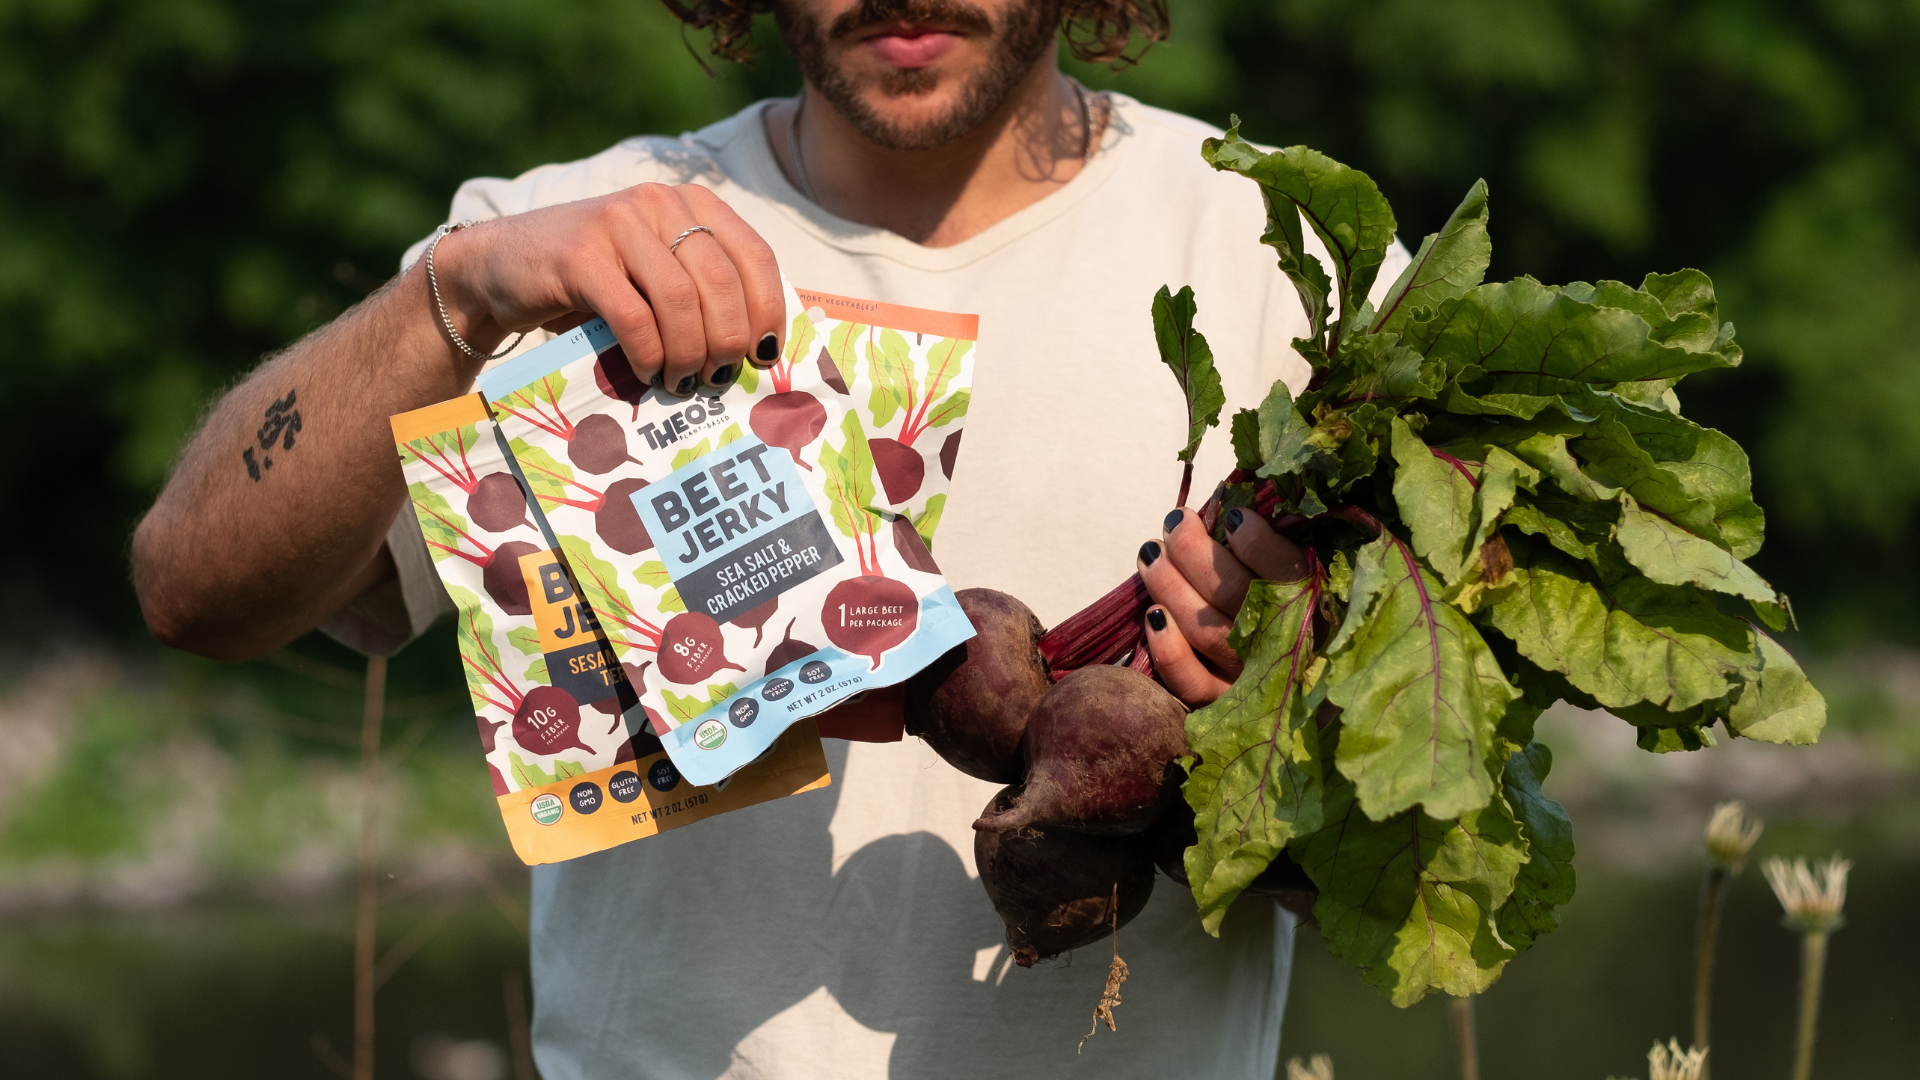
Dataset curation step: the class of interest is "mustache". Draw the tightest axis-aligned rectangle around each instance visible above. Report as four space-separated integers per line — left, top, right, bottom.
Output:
828 0 995 40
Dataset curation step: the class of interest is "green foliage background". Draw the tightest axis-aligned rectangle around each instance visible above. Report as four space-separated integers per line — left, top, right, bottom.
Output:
6 0 1919 650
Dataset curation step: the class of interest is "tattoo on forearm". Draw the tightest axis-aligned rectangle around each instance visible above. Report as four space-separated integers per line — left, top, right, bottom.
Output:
242 389 304 481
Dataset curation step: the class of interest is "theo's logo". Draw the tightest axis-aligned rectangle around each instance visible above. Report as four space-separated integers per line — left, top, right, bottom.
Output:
638 396 727 450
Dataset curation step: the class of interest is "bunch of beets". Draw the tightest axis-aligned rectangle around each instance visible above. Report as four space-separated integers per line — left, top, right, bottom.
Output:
905 122 1828 1009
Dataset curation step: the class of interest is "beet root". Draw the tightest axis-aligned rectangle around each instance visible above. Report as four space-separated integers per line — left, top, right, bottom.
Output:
595 344 648 419
482 540 540 616
765 618 819 670
749 392 826 470
974 665 1187 836
730 594 780 646
512 685 593 757
869 437 925 504
817 346 850 395
568 413 636 474
903 589 1048 784
595 477 653 554
940 430 962 481
974 786 1156 967
468 472 531 533
823 575 919 669
891 517 940 575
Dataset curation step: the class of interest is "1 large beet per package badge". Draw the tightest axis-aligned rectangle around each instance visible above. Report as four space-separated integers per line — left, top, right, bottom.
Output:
397 281 978 862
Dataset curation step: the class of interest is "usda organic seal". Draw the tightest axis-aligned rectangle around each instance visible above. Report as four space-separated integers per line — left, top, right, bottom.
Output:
694 718 727 750
529 793 564 825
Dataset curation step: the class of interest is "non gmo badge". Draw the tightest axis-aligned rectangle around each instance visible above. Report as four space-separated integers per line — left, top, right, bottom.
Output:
694 718 728 750
530 793 564 825
569 781 602 815
729 697 759 728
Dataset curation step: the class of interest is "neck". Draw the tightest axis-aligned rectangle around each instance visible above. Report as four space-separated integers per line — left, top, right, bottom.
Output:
766 52 1104 247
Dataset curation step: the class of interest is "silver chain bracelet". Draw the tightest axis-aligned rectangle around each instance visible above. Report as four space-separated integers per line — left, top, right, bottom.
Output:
424 219 525 362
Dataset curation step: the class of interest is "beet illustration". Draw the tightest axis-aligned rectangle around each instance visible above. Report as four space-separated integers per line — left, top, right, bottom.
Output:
731 595 780 646
588 662 643 730
749 392 826 470
468 472 531 533
903 589 1047 784
595 344 648 418
869 437 925 504
477 715 505 755
482 540 540 616
512 684 593 757
892 517 940 575
975 665 1187 836
568 413 637 474
974 786 1156 968
766 618 819 670
940 430 962 481
595 477 653 554
823 576 920 670
489 763 510 796
817 346 850 395
656 611 745 684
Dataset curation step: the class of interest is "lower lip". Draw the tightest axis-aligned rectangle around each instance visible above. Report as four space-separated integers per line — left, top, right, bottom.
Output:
862 31 961 67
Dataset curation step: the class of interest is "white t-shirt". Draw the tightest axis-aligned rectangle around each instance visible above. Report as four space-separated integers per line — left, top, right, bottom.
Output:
336 94 1409 1080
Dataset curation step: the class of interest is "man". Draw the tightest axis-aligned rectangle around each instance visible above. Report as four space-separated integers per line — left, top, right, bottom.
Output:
133 0 1407 1074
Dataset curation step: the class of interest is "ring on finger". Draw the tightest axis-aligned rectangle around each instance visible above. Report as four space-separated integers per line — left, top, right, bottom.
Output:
668 224 714 255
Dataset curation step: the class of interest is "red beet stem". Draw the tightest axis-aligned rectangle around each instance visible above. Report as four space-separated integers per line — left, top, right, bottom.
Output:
1036 574 1152 678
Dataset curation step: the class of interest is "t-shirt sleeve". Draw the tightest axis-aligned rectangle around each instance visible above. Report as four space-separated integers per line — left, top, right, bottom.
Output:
318 508 455 657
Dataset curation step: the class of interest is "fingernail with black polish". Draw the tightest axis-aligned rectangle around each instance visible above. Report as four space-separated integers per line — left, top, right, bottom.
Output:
649 370 665 388
1147 607 1167 632
1225 507 1244 532
756 333 779 362
1163 509 1184 534
675 374 698 396
710 364 735 387
1138 540 1161 567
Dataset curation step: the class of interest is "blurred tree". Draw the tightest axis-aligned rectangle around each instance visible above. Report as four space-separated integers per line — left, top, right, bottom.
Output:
8 0 1919 649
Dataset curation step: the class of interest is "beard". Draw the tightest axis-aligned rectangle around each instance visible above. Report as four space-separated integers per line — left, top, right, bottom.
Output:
776 0 1063 151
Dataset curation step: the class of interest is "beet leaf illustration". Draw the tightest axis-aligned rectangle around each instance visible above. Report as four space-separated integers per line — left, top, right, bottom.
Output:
558 533 663 658
823 320 868 396
670 438 713 471
509 438 607 513
633 561 673 589
819 411 886 577
410 484 536 613
449 584 525 716
865 329 972 504
661 683 740 725
493 374 575 442
912 493 946 551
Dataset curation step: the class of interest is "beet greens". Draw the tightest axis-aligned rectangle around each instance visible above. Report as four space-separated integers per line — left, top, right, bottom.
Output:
1164 122 1827 1006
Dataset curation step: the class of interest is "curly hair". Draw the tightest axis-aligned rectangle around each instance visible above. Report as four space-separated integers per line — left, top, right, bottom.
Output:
658 0 1169 69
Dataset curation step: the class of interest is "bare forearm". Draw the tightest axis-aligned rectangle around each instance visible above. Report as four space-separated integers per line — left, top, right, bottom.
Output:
133 261 490 659
135 182 789 660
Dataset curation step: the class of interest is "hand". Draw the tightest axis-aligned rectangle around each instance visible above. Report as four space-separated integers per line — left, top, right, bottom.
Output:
432 183 786 394
1137 506 1309 707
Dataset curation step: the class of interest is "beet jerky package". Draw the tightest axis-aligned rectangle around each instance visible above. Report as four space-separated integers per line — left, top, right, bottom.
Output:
476 281 977 787
391 394 831 865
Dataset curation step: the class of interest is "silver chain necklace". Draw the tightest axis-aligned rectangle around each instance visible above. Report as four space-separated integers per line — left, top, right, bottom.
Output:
786 80 1096 206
